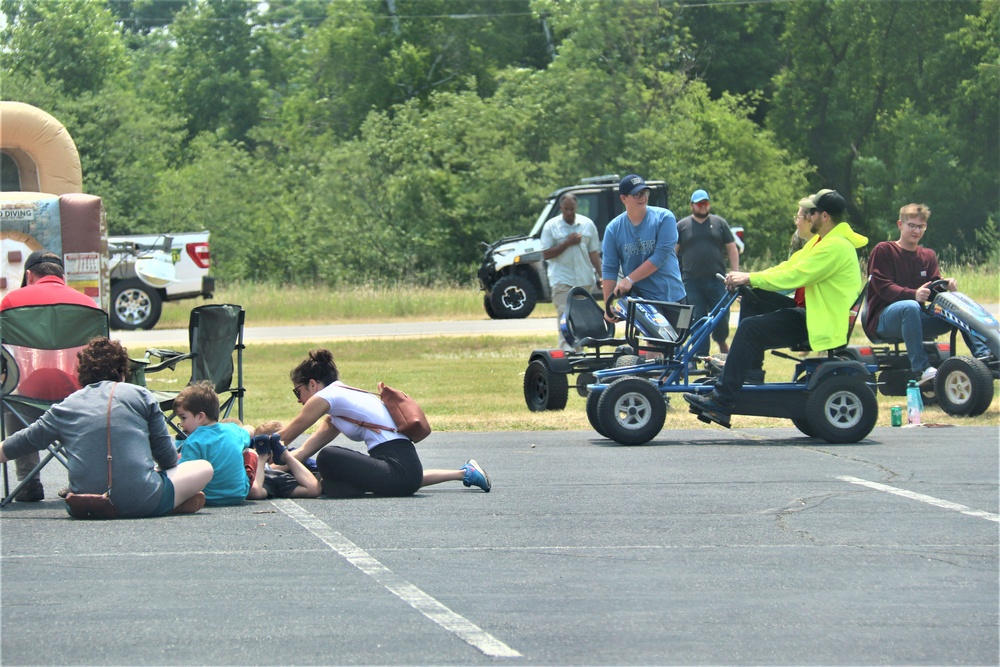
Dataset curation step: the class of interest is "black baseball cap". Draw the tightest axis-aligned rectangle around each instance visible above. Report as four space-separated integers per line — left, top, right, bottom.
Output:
21 250 63 287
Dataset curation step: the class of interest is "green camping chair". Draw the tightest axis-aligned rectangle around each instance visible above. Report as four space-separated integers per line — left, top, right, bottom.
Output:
1 303 110 506
139 304 246 438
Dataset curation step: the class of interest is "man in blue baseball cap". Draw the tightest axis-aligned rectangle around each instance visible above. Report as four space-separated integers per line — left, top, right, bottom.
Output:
676 189 740 361
601 174 685 319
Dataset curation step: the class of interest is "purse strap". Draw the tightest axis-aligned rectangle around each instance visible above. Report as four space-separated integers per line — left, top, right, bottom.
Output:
105 382 117 493
337 384 397 434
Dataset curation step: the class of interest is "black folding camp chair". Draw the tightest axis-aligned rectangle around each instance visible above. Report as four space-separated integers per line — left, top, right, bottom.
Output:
1 304 110 506
140 304 246 438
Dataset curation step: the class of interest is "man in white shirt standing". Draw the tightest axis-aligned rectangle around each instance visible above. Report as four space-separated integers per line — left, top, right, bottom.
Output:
541 193 602 349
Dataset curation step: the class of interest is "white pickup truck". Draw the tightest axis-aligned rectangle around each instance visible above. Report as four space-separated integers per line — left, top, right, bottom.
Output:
107 231 214 330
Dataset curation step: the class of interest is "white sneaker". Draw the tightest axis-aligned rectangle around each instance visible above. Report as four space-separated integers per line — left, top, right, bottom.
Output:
919 367 937 386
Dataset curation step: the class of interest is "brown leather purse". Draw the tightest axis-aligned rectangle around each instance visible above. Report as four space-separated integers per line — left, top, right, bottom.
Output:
340 382 432 443
64 383 119 520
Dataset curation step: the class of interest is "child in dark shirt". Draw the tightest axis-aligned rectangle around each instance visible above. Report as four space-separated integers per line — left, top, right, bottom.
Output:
247 420 321 499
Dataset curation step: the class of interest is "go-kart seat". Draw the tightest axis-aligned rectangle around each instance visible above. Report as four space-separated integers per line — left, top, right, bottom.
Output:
563 287 627 349
788 287 867 355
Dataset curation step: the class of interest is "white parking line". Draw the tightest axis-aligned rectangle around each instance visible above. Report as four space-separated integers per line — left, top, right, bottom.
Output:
273 499 522 658
837 476 999 522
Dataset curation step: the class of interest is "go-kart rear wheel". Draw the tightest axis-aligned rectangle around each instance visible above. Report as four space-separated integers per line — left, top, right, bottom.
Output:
934 356 994 417
791 418 817 438
596 377 666 446
614 354 642 368
576 372 596 397
523 359 569 411
586 390 609 438
804 373 877 443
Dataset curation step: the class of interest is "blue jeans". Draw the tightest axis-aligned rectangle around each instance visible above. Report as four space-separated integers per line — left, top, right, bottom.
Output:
684 275 729 356
876 300 988 371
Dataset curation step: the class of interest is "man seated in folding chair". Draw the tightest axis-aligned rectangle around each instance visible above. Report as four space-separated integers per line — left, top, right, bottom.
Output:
1 251 103 502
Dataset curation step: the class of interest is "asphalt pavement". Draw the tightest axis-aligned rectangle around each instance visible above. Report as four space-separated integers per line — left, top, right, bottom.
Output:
2 425 997 665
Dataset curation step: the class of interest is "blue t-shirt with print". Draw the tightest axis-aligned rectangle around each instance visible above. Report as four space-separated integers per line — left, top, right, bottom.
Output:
601 205 685 302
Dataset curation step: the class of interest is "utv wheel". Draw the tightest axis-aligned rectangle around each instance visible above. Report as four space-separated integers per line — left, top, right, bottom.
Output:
596 377 666 446
490 275 536 319
586 389 609 438
934 356 994 417
483 294 498 319
804 374 877 443
523 359 569 411
110 279 162 330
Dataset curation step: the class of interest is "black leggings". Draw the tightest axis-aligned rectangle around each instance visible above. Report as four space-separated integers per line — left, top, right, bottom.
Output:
316 438 423 498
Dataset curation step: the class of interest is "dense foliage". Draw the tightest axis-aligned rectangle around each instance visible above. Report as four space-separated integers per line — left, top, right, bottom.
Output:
2 0 997 284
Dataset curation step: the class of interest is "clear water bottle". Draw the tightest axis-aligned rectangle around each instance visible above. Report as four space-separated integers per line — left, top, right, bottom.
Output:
906 379 923 425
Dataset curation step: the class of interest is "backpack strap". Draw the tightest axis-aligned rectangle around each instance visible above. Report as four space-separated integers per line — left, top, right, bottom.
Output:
336 384 398 434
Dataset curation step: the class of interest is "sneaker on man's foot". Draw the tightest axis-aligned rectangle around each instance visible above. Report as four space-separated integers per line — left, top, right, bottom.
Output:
171 491 206 515
461 460 491 492
919 366 937 386
682 392 733 429
15 481 44 502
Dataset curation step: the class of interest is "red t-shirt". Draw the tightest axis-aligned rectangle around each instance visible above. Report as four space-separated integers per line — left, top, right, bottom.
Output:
0 275 100 311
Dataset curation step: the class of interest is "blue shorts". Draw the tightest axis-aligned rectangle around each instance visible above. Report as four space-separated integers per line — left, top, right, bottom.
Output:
149 472 175 517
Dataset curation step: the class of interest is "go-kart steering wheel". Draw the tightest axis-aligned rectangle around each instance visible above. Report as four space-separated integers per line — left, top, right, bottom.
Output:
927 278 950 295
605 293 623 321
716 272 759 305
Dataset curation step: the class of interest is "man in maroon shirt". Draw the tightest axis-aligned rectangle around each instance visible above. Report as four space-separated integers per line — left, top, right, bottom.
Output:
864 204 988 385
1 250 101 501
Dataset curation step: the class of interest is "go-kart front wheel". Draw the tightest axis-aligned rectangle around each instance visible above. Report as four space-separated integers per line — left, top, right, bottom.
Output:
935 356 994 417
804 374 878 443
523 359 569 411
596 377 666 445
586 389 609 438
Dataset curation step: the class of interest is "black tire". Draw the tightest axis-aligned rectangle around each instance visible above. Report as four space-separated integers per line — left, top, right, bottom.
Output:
523 359 569 411
576 372 596 397
804 374 878 444
586 390 609 438
791 418 817 438
489 275 536 319
614 354 642 368
934 356 995 417
483 294 498 319
596 377 666 446
110 279 163 330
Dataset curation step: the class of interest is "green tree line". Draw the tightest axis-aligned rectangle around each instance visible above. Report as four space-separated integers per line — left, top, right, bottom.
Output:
2 0 997 286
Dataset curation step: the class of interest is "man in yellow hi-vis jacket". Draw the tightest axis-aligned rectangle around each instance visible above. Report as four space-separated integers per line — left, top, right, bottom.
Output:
684 190 868 428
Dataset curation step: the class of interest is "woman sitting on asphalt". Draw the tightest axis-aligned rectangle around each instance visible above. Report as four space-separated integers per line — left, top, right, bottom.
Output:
0 337 214 517
277 348 491 498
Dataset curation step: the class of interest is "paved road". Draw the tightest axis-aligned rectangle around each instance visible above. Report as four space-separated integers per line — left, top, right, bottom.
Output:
2 425 997 665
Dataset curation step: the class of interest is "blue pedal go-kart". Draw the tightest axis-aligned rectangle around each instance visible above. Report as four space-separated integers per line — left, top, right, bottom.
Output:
586 281 879 445
841 278 998 417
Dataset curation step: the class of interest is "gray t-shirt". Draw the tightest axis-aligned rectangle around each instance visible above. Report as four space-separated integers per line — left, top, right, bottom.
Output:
2 381 177 518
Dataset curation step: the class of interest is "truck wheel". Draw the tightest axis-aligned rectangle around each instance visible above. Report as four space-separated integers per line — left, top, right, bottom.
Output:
596 377 666 446
804 374 877 443
523 359 569 412
490 275 536 319
586 389 609 438
934 356 994 417
110 279 162 330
